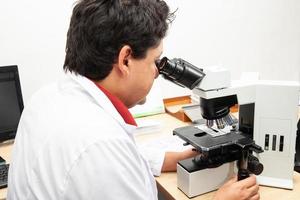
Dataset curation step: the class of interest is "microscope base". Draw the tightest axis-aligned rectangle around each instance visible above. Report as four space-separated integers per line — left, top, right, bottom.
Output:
257 176 293 190
177 159 235 198
177 159 293 198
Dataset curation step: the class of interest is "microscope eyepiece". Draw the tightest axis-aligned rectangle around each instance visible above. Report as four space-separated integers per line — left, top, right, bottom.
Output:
156 57 205 90
156 57 172 71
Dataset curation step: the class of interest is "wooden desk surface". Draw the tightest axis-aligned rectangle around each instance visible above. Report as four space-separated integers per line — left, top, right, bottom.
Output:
1 112 300 200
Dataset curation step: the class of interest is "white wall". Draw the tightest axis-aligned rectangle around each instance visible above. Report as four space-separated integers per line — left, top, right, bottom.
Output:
1 0 299 103
0 1 75 104
162 0 300 97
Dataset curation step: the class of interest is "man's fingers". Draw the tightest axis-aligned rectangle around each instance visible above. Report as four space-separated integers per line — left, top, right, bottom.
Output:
238 175 257 188
249 193 260 200
246 183 259 197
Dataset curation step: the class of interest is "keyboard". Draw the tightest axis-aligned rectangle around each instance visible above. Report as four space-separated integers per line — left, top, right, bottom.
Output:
0 164 9 189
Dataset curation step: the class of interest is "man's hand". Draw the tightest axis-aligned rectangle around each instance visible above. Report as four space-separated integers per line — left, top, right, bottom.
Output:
214 175 259 200
161 149 199 172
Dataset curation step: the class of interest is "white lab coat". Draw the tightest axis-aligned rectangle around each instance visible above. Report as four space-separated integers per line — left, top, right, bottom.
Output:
7 73 165 200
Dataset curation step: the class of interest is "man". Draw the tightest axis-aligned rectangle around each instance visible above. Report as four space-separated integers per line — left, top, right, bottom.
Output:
8 0 259 199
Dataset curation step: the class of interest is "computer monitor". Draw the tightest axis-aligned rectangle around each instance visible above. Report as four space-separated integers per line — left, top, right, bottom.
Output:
0 65 24 143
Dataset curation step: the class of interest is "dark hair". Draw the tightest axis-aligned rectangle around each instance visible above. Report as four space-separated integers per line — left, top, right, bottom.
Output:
63 0 173 80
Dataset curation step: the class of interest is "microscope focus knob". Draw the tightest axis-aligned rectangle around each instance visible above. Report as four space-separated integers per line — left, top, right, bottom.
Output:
248 157 264 175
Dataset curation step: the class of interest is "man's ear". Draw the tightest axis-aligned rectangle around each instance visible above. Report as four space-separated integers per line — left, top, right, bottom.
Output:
117 45 132 76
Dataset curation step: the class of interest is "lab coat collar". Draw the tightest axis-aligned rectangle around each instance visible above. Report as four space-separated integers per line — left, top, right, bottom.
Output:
93 83 137 126
67 72 137 136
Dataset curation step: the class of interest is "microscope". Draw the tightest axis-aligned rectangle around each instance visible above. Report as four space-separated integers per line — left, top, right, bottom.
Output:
156 57 300 198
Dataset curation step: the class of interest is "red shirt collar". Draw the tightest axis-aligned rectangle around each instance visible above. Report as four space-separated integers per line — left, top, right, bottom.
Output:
94 82 137 126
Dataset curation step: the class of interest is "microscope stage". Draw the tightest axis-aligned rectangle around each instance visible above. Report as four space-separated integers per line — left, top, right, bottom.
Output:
173 125 254 156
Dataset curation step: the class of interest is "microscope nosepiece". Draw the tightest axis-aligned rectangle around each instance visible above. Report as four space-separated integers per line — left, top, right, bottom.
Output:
205 113 237 130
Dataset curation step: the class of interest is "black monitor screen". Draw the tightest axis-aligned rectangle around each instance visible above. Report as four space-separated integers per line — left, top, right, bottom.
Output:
0 65 24 142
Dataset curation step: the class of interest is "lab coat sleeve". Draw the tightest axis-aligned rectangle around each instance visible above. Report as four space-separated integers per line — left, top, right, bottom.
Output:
137 145 165 177
61 138 155 200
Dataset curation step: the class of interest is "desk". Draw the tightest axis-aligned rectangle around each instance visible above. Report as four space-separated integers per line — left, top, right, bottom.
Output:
1 113 300 200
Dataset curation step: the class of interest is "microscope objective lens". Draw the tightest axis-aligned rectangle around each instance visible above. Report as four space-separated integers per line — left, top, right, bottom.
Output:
216 118 225 129
206 120 214 128
224 114 234 126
